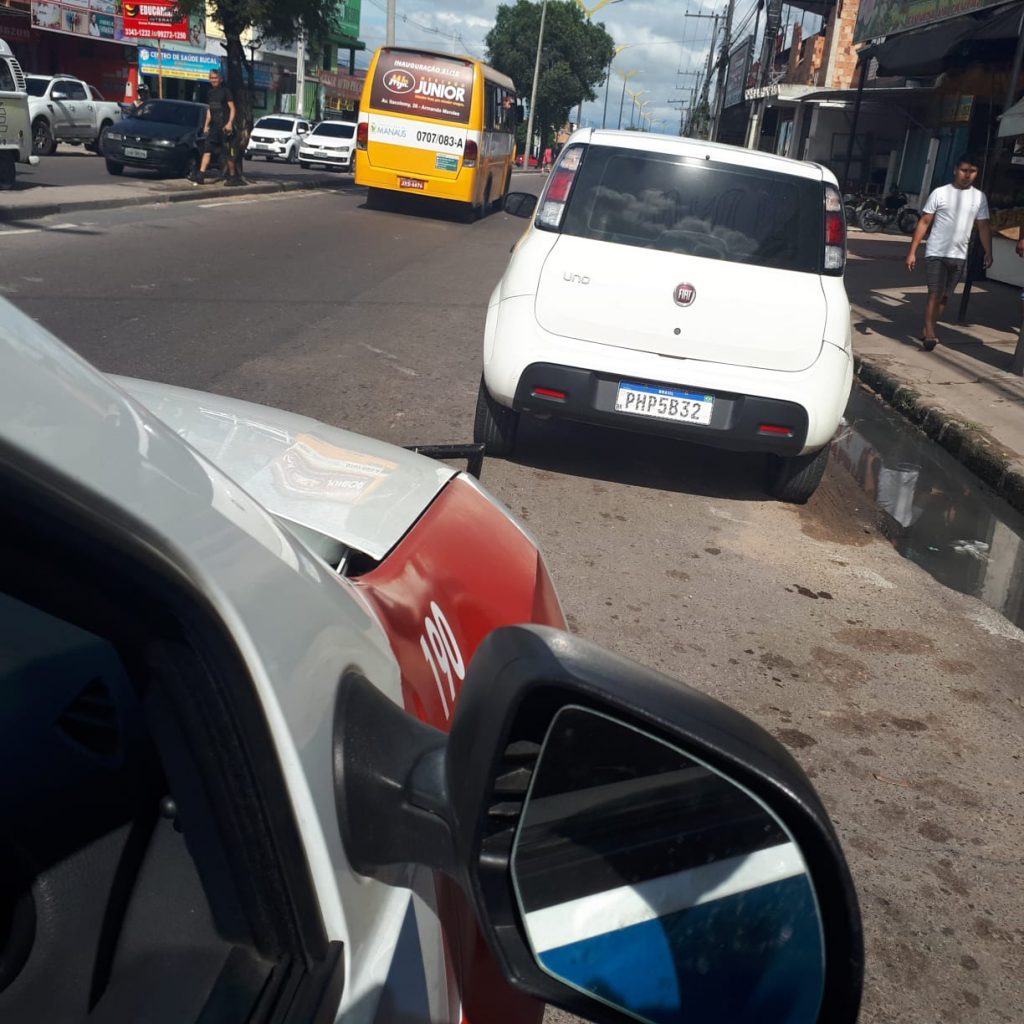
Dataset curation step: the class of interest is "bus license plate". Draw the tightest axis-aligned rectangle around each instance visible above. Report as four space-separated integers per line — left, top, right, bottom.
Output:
399 177 425 190
615 382 714 425
125 147 148 159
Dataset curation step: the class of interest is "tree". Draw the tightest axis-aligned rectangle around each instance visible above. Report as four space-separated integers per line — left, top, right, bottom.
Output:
486 0 614 158
177 0 332 159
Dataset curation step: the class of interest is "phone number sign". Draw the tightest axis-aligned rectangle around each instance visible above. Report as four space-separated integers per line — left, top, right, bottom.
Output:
122 0 189 41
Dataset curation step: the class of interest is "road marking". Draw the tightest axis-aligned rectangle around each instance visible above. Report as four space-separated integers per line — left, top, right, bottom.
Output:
197 190 324 209
0 228 39 236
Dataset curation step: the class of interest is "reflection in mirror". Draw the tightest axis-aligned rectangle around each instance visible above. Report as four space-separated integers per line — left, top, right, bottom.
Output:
504 192 538 218
511 706 825 1024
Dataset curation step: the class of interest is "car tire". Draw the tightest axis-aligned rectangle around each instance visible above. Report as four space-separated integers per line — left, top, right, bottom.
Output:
287 146 298 164
474 378 519 457
88 121 112 154
300 160 310 169
766 444 831 504
32 119 56 157
105 159 124 176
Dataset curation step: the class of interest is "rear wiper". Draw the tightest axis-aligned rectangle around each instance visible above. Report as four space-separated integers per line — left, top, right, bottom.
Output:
404 442 485 479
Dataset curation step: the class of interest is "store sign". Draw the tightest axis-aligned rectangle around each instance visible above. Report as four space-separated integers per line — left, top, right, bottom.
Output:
122 0 191 43
331 0 361 41
724 37 752 109
319 68 363 100
31 1 124 42
854 0 1005 45
139 45 223 80
0 12 34 45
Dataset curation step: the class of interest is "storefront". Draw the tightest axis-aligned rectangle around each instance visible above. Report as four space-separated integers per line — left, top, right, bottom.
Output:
318 67 362 119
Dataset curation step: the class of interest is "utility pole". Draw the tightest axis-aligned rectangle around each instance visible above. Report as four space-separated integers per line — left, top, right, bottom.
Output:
710 0 736 141
747 0 783 149
524 0 549 169
295 25 306 118
386 0 396 46
687 11 720 140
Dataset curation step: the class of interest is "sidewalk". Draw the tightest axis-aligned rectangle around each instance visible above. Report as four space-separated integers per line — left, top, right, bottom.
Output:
0 170 341 222
845 231 1024 514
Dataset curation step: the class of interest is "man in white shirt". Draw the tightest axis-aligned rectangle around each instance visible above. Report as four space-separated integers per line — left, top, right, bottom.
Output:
906 155 992 350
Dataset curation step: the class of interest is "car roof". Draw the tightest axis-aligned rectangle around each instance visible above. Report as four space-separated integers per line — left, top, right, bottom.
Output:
572 128 830 184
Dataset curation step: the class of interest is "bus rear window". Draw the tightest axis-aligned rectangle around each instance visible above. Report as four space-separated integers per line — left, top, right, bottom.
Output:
368 49 474 126
561 147 823 274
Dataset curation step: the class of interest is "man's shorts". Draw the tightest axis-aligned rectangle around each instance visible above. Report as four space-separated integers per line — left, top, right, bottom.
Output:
204 125 239 163
925 256 965 299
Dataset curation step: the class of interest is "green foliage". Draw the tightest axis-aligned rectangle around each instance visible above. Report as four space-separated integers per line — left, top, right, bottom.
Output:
486 0 614 150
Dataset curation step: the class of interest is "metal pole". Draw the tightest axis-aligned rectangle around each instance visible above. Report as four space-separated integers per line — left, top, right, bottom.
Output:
698 15 720 139
618 75 628 130
386 0 396 47
524 0 548 170
710 0 736 141
602 56 612 128
295 25 306 118
840 54 866 190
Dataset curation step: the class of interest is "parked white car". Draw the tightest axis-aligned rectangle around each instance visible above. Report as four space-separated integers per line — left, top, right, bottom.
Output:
298 120 355 171
480 129 854 503
26 74 123 155
245 114 311 163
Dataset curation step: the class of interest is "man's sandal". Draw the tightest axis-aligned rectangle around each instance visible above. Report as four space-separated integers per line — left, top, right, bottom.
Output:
921 336 938 351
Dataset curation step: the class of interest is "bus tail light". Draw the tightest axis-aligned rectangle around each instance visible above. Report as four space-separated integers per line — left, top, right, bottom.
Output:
356 121 368 151
537 145 584 230
823 184 845 274
463 140 478 168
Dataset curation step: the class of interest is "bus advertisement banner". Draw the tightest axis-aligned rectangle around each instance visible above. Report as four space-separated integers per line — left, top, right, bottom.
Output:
369 50 473 125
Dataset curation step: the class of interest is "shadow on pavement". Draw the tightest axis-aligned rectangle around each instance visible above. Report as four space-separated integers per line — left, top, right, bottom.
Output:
507 414 772 502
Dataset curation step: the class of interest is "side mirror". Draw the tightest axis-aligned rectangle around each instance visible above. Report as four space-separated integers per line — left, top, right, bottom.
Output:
334 626 863 1024
51 89 68 101
504 191 538 218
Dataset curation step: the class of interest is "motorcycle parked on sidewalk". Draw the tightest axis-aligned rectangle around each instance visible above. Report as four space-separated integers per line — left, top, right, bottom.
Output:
858 188 920 234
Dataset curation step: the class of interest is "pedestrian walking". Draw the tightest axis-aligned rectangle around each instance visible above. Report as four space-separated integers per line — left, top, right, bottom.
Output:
193 68 240 186
123 81 149 118
906 154 992 351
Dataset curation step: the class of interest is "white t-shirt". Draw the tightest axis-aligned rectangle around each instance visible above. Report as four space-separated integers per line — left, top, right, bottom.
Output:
923 184 990 259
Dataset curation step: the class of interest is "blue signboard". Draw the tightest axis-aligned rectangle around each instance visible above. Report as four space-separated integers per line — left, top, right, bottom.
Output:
138 45 224 81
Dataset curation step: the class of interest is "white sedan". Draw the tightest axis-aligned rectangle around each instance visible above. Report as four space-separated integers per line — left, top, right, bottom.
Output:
299 120 355 171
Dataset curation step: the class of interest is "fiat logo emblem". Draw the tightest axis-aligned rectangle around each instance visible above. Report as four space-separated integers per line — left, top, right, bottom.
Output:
674 283 696 307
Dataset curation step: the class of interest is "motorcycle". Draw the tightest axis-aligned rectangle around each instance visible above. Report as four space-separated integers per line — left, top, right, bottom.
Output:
857 188 920 234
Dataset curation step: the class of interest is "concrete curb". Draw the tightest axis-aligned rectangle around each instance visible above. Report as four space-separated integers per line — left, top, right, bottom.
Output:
0 175 344 223
854 354 1024 515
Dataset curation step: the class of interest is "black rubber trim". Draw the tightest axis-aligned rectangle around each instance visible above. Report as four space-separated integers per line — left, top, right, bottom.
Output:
514 362 809 454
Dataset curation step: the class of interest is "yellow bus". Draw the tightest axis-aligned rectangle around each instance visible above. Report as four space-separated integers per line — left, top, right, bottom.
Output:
356 47 517 220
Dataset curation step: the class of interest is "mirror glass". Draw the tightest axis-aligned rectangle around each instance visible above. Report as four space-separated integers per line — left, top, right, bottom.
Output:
511 706 825 1024
504 192 537 218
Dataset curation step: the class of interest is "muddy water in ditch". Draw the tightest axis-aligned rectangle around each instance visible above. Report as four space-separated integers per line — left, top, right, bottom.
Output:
832 385 1024 630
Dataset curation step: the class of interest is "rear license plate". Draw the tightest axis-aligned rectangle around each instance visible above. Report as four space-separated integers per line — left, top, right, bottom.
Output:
399 177 425 190
125 146 148 159
615 381 714 425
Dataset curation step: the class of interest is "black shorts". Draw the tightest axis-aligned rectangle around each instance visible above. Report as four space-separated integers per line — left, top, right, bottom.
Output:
204 125 239 162
925 256 965 299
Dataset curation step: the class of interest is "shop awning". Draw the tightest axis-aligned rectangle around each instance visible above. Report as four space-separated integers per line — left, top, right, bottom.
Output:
999 95 1024 134
866 1 1024 77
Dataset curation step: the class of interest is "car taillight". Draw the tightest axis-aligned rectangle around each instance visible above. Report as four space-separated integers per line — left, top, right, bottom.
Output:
463 139 478 168
823 184 845 273
536 145 584 230
356 121 368 150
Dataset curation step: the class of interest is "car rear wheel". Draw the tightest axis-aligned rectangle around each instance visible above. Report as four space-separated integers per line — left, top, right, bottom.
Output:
287 146 298 164
766 444 831 504
32 119 56 157
474 378 519 457
105 159 124 176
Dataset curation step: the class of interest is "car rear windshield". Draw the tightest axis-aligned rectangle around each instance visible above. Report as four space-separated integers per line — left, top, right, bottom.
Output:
256 117 297 131
312 123 355 138
561 146 823 274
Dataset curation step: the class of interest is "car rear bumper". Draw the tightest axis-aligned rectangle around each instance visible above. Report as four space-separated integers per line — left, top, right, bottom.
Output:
484 296 853 455
299 149 351 168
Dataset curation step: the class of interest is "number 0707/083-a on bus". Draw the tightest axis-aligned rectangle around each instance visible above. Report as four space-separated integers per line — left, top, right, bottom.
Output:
355 47 518 220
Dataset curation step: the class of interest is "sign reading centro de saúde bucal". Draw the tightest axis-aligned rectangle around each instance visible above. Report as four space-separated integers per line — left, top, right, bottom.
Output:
854 0 1006 44
138 45 223 80
369 51 474 126
122 0 190 42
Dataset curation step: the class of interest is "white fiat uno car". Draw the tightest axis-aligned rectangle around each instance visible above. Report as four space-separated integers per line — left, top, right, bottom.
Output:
478 129 853 503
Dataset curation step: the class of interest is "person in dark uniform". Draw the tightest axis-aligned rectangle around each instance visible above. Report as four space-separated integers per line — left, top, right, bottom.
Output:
123 81 149 118
193 68 239 186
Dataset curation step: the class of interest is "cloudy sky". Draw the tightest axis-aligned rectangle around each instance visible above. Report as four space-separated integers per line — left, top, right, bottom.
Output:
353 1 827 134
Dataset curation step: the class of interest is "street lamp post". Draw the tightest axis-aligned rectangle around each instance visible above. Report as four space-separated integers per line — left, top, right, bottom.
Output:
524 0 549 170
602 42 634 129
617 68 641 130
573 0 624 130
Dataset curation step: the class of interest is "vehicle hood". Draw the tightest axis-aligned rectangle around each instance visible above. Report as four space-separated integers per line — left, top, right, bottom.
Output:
252 128 297 138
304 135 351 148
114 377 456 560
116 118 194 141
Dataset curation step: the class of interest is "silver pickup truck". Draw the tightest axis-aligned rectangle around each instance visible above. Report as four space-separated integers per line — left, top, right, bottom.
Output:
26 74 123 155
0 38 39 190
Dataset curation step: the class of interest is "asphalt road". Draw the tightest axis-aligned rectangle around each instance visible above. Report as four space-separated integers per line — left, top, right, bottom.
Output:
14 140 346 190
1 178 1022 1024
